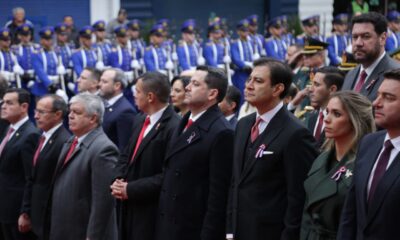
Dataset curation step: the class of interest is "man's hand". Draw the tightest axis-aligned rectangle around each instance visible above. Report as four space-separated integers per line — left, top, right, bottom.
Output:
110 179 128 200
18 213 32 233
291 86 311 106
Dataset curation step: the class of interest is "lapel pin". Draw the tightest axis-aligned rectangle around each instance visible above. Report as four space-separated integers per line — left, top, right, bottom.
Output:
49 139 53 144
366 78 377 91
331 166 347 181
156 123 161 130
16 132 19 137
255 144 266 158
109 108 113 112
187 132 196 144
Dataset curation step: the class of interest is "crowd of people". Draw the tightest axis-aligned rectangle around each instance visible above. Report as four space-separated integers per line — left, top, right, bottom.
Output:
0 5 400 240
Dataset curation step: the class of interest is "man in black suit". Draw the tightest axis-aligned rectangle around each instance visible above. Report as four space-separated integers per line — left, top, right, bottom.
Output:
305 66 344 148
18 94 71 239
110 72 180 240
219 85 241 129
0 89 40 240
155 66 234 240
99 68 137 151
226 58 318 240
338 69 400 239
342 12 400 101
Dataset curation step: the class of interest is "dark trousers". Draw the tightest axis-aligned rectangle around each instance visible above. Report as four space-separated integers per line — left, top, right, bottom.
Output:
0 222 36 240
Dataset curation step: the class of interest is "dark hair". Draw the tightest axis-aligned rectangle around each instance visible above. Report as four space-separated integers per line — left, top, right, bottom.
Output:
225 86 241 112
196 65 228 102
5 88 30 105
0 74 8 99
286 83 298 99
383 68 400 81
41 94 68 118
171 76 190 89
351 12 388 35
84 67 102 82
139 72 171 103
253 57 293 99
315 66 345 90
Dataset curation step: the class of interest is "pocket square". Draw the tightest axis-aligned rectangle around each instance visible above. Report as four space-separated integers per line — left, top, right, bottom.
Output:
262 151 274 155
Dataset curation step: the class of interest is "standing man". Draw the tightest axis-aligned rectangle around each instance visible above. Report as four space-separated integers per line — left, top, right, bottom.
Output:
203 22 224 68
77 67 101 94
92 20 112 69
177 19 199 71
296 15 324 45
342 12 400 101
247 14 265 57
106 9 128 40
155 66 234 240
0 28 18 85
327 14 350 66
111 72 180 240
19 94 70 239
338 69 400 239
226 58 318 240
385 10 400 52
265 17 286 61
99 68 136 151
144 24 167 74
0 88 40 240
4 7 34 45
46 93 118 240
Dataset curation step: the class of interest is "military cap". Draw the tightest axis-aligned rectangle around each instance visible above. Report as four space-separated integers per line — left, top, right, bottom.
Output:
390 47 400 62
54 23 68 35
92 20 106 31
17 24 33 36
302 37 329 54
114 25 128 37
79 26 93 39
338 52 357 71
387 10 400 22
150 24 164 36
39 26 54 40
302 15 319 26
127 19 141 31
333 13 349 25
0 28 11 41
236 19 250 31
181 19 196 34
208 22 222 33
247 14 258 26
266 17 282 29
157 19 169 28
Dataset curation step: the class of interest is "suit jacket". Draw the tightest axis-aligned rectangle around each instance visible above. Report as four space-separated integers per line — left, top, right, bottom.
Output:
20 125 71 237
342 54 400 101
338 131 400 240
304 110 325 150
300 150 354 240
155 105 234 240
227 107 318 240
102 96 137 151
0 120 40 223
228 115 238 129
47 127 118 240
117 106 180 240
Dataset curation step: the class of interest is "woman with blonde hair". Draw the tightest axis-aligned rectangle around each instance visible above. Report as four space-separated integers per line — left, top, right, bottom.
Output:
301 91 375 240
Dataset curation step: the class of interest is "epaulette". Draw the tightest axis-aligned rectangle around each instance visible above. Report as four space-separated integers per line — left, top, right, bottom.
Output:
111 47 117 52
145 46 151 51
295 106 315 119
230 39 237 44
178 40 184 46
265 37 273 42
300 66 310 71
206 42 212 46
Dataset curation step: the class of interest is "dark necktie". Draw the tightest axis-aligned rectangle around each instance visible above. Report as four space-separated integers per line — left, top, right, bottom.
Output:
63 137 78 165
0 127 14 157
354 70 367 93
250 117 263 143
130 116 150 163
314 111 324 141
369 140 394 203
33 136 46 166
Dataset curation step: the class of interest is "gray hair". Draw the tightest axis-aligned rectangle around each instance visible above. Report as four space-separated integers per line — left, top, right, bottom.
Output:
108 68 127 89
12 7 25 16
69 92 105 125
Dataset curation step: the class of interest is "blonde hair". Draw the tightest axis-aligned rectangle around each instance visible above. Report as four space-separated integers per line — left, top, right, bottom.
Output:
323 91 375 157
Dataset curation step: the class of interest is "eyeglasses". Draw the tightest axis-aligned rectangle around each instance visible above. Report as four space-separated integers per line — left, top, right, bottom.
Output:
34 109 56 115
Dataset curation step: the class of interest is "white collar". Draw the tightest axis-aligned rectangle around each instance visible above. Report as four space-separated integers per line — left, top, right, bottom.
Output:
384 133 400 152
42 123 63 140
189 109 207 122
225 114 236 121
256 101 283 125
360 51 386 77
148 105 168 126
106 93 123 107
10 116 29 132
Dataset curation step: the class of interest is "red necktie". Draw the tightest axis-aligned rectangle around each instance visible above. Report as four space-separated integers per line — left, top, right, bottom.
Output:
33 136 46 166
0 127 14 157
354 70 367 92
250 117 263 143
184 119 193 132
368 140 394 203
314 111 324 141
130 116 151 163
63 137 78 165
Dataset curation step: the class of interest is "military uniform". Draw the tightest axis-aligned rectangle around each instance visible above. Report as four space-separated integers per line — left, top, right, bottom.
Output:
247 15 266 56
297 15 325 46
327 14 350 66
203 23 225 68
386 11 400 52
126 19 146 60
0 28 19 86
71 26 97 77
92 20 112 68
144 24 168 74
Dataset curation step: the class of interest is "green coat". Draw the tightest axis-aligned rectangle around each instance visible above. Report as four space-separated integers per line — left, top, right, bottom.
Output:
293 68 311 109
300 150 354 240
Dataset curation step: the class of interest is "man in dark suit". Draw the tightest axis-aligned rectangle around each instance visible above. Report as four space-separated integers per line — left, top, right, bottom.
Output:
342 12 400 101
45 93 118 240
155 66 234 240
338 69 400 239
226 58 318 240
305 66 344 149
77 67 101 94
110 72 180 240
18 94 71 239
0 88 40 240
219 85 241 129
99 68 137 151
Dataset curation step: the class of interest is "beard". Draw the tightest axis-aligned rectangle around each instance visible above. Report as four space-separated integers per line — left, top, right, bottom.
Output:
353 41 381 65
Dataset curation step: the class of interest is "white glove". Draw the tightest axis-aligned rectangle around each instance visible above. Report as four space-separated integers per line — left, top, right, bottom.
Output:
197 56 206 66
229 69 235 76
223 55 232 64
124 72 134 83
171 52 178 61
67 82 76 92
253 53 260 61
131 59 141 70
13 65 24 75
244 61 253 68
55 89 69 103
27 80 35 88
57 65 66 75
165 60 174 70
95 61 105 71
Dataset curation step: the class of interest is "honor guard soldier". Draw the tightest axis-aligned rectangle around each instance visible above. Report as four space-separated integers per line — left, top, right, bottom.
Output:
0 28 22 87
265 17 286 61
297 15 325 45
71 26 97 92
127 19 146 60
31 27 59 97
54 23 74 84
12 24 38 88
177 19 200 71
385 10 400 52
203 22 225 68
280 15 295 48
327 14 350 66
157 19 173 50
247 14 266 56
231 19 254 98
92 20 112 70
144 24 168 74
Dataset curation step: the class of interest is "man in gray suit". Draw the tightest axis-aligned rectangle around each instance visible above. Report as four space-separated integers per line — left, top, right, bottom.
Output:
45 93 118 240
342 12 400 102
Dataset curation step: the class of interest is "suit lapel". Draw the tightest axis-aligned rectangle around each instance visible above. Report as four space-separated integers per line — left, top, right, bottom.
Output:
236 114 255 176
3 121 30 156
345 66 360 90
361 55 387 95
